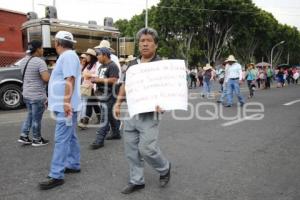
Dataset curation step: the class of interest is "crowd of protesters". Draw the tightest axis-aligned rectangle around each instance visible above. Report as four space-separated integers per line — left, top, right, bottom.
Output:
187 58 299 103
15 23 299 193
17 28 171 193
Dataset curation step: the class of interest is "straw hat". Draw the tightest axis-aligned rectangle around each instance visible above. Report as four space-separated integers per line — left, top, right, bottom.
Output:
119 57 126 63
203 63 213 71
126 55 136 62
83 48 97 57
248 63 255 67
80 54 87 59
94 40 115 52
226 55 237 62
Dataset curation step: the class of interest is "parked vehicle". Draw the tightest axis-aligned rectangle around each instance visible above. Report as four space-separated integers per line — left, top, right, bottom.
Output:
0 58 24 110
0 6 136 110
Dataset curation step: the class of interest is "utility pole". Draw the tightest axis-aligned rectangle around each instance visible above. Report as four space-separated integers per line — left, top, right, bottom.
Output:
32 0 35 11
145 0 148 28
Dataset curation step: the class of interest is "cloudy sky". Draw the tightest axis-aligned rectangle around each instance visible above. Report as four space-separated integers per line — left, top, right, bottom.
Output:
0 0 299 30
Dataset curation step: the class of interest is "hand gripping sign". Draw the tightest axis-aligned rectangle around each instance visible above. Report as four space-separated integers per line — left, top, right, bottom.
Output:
125 59 188 117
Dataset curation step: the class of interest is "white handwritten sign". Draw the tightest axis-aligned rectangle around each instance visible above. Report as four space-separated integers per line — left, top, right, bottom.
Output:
125 59 188 117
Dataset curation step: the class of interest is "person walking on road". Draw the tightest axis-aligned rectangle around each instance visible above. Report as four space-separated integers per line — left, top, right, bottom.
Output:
114 27 171 194
18 40 50 147
39 31 81 190
78 48 101 129
88 47 121 149
201 64 214 98
245 63 257 98
224 55 245 107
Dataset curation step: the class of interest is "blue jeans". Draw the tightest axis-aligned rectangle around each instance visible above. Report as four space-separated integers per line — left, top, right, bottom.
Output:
226 79 245 105
95 98 120 144
49 112 80 179
219 83 227 102
21 98 46 140
202 79 212 97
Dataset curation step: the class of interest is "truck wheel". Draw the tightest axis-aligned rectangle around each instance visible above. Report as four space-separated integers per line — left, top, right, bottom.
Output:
0 84 23 110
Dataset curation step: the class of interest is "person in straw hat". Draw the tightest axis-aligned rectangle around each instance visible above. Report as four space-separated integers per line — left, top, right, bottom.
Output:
79 53 88 70
224 55 245 107
245 63 258 98
217 60 229 104
201 63 214 98
78 48 101 129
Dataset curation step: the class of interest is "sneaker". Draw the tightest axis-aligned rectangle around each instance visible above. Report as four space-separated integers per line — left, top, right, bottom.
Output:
159 163 171 187
39 177 64 190
78 122 88 129
121 183 145 194
32 138 49 147
224 104 232 107
18 136 32 145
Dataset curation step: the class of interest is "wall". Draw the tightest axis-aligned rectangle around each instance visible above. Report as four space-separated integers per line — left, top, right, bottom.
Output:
0 9 27 66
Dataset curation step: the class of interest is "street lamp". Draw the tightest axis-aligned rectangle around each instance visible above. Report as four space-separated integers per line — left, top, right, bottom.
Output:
270 40 285 69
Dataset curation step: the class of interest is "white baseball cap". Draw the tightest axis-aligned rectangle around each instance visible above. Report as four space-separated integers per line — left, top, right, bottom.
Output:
55 31 77 43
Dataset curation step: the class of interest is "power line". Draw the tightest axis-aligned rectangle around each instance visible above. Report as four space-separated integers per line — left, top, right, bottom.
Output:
155 5 300 17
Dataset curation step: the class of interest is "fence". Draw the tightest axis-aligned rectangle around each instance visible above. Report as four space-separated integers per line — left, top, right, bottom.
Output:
0 51 25 67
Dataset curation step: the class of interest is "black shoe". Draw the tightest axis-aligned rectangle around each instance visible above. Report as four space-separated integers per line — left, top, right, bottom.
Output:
32 137 49 147
90 142 104 150
240 102 245 107
159 163 171 187
224 104 232 107
216 100 222 103
106 134 121 140
39 177 64 190
18 136 32 145
64 168 81 174
121 183 145 194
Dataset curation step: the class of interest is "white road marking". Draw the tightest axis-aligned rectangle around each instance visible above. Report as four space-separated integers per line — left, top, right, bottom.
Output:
283 99 300 106
221 114 263 127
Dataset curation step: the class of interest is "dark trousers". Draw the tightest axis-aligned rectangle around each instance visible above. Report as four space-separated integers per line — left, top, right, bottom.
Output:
198 76 203 87
247 80 254 97
86 97 101 118
95 98 120 144
265 77 271 89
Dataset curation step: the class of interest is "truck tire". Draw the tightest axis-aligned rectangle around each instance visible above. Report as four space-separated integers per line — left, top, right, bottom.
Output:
0 84 23 110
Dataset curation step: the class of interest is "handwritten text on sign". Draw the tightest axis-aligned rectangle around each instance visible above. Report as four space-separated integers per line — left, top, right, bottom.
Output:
125 59 188 117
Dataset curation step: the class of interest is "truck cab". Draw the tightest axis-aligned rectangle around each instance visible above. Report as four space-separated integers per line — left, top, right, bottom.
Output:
0 7 135 110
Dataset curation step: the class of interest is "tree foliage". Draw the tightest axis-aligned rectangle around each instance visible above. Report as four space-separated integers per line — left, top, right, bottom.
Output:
114 0 300 66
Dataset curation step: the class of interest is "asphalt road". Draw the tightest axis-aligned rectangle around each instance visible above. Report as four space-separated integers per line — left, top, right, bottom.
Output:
0 83 300 200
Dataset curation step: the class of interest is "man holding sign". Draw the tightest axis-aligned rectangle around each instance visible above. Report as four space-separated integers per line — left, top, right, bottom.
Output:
115 28 175 194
